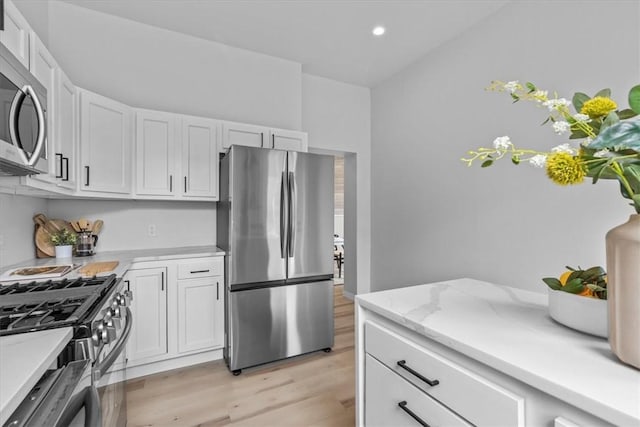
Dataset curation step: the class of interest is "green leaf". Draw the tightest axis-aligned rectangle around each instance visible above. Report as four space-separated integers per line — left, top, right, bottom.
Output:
511 93 520 102
587 284 607 292
629 85 640 114
481 159 493 168
542 278 563 291
572 92 590 113
526 82 536 93
632 194 640 213
569 129 590 139
563 278 585 294
617 109 638 120
623 163 640 195
601 111 620 132
590 121 640 150
511 155 520 165
595 88 612 98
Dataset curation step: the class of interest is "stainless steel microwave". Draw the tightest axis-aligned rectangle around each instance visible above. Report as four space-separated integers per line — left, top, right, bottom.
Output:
0 43 47 176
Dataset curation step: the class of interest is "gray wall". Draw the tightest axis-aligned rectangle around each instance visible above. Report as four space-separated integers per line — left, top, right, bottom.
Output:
371 1 639 292
0 193 47 268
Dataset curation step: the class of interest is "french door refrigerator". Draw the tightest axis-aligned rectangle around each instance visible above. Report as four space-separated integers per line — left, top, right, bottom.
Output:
218 145 334 374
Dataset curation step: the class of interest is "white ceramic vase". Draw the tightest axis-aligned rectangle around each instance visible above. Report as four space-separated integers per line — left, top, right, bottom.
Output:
606 214 640 369
548 290 608 338
55 245 73 259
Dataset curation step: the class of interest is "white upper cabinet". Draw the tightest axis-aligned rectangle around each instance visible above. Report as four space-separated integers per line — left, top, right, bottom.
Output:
79 89 133 195
221 121 268 150
269 128 308 152
25 33 56 184
0 0 30 68
134 110 218 200
221 121 307 152
135 109 177 196
55 68 77 190
181 116 218 199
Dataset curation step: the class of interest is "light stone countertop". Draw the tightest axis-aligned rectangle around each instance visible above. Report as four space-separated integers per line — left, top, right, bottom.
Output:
0 245 225 281
0 328 73 425
0 245 225 420
356 278 640 426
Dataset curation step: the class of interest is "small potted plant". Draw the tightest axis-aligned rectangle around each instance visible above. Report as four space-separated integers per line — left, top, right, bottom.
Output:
51 229 77 259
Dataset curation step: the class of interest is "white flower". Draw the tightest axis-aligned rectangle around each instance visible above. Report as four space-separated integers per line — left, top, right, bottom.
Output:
551 143 576 155
594 149 611 158
532 90 548 103
542 98 572 111
493 136 512 150
504 81 519 93
573 113 591 123
529 155 547 168
552 121 571 135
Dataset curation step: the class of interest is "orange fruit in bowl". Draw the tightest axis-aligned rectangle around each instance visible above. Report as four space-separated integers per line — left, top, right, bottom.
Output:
559 271 572 285
558 270 596 298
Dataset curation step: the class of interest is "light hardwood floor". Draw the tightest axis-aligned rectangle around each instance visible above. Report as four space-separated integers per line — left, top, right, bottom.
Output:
126 284 355 427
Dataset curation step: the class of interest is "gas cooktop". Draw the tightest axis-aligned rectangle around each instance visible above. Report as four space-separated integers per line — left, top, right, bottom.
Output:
0 274 118 336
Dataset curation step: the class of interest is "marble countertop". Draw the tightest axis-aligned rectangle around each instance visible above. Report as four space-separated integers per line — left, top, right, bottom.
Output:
0 328 73 425
356 278 640 426
0 245 225 281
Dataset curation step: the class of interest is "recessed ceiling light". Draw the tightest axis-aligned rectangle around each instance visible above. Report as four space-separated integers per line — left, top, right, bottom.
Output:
372 26 385 36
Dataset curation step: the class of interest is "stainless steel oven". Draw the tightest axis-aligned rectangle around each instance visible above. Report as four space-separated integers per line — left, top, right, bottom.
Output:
1 274 132 427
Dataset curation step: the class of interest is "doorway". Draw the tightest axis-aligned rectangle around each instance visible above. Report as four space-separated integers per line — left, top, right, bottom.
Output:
334 156 345 285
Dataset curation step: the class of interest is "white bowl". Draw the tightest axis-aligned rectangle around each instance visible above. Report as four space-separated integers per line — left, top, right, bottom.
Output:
548 289 608 338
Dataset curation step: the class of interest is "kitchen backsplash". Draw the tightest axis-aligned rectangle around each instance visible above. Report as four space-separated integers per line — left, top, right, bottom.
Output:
0 194 216 269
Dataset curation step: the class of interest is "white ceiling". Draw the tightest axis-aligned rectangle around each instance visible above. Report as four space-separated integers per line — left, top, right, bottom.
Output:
60 0 510 87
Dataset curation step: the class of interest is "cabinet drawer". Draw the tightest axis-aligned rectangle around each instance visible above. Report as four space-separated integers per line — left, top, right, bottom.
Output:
177 257 223 279
365 354 471 427
366 321 524 426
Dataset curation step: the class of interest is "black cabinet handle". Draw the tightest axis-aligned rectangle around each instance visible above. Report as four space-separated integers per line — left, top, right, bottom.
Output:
125 280 130 292
271 134 275 149
190 269 210 274
260 132 264 148
216 282 219 300
398 401 430 427
62 157 69 181
161 271 165 291
184 176 187 193
55 153 63 178
84 166 90 186
397 360 439 387
169 175 173 192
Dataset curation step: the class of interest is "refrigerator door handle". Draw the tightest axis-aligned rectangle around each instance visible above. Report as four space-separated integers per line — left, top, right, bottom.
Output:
287 171 296 258
280 171 287 259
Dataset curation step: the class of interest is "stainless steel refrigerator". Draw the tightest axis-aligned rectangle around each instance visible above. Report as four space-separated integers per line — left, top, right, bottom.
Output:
217 145 335 374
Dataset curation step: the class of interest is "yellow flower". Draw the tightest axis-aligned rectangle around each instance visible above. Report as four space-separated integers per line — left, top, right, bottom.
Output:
580 96 617 118
545 153 586 185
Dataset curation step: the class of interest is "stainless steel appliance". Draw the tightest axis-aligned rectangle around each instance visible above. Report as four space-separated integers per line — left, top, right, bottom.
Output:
218 145 334 374
1 274 132 426
76 231 98 257
0 43 48 176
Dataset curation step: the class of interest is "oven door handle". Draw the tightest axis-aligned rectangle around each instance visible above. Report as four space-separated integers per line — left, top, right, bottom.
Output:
55 386 102 427
94 307 133 380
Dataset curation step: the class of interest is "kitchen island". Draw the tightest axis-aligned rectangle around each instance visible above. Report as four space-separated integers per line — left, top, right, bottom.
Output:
356 278 640 426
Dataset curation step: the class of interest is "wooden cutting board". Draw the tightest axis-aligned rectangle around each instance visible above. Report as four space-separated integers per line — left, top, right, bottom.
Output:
34 220 76 258
79 261 119 276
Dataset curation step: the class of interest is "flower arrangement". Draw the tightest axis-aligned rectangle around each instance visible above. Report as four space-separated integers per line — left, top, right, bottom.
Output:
50 229 77 246
542 266 607 300
462 81 640 212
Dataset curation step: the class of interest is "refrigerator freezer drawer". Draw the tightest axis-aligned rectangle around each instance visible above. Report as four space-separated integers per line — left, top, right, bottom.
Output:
227 280 334 371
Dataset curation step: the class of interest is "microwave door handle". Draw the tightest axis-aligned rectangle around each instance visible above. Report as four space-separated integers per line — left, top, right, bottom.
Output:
8 88 29 164
55 386 102 427
93 307 133 380
24 85 46 166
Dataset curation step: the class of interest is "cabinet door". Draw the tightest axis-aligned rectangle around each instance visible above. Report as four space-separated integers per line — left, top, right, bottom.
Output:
126 268 168 364
136 110 176 196
181 117 218 199
27 33 57 184
0 0 30 68
269 128 308 152
177 277 223 353
221 122 268 149
55 69 77 190
79 89 132 194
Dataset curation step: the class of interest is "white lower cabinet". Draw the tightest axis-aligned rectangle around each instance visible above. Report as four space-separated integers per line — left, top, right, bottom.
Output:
125 267 168 364
177 277 223 353
121 256 225 377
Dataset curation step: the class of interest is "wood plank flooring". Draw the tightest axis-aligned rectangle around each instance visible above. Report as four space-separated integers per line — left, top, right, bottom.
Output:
126 285 355 427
